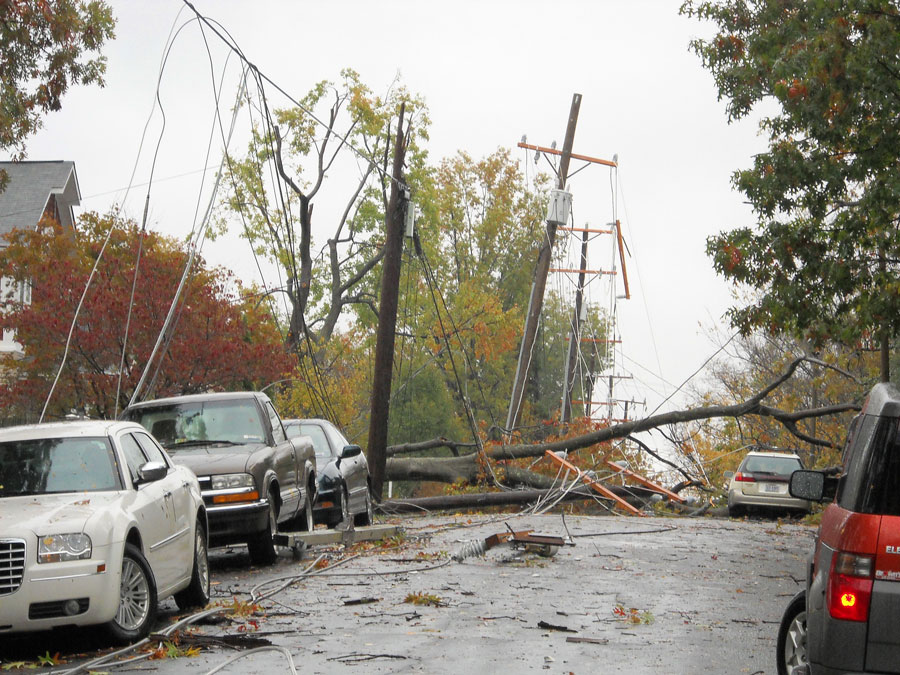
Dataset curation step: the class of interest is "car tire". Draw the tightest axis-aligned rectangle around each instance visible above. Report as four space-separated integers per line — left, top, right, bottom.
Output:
247 494 278 566
175 520 210 611
104 543 158 645
776 590 807 675
328 484 350 529
299 483 315 532
354 484 374 527
728 503 745 518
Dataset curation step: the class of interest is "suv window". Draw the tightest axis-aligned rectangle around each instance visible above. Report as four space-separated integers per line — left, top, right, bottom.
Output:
837 413 878 510
838 414 900 515
741 455 802 477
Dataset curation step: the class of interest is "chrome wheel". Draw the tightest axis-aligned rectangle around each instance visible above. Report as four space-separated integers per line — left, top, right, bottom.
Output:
777 591 808 675
116 556 151 631
175 522 210 610
355 485 374 526
340 485 350 523
782 608 807 672
301 487 315 532
196 529 210 594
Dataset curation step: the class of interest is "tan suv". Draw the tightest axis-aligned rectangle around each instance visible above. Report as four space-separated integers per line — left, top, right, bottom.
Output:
725 450 811 518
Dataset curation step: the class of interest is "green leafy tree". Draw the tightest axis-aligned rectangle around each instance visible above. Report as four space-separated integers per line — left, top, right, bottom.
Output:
219 69 429 351
681 0 900 379
0 0 115 189
404 149 548 432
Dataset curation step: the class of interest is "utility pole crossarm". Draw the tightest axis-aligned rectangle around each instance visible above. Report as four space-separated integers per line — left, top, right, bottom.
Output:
517 142 618 169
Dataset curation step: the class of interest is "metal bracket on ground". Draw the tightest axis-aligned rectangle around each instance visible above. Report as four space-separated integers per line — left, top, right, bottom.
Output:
274 524 400 549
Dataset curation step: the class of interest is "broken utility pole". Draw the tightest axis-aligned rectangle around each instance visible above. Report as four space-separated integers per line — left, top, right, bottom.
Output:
367 103 409 502
506 92 581 435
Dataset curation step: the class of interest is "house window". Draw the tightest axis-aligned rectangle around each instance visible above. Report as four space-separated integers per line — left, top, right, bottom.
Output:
0 277 31 352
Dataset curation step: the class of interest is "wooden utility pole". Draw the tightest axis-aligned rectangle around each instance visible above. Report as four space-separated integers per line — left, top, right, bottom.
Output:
505 93 581 434
367 103 408 501
561 227 590 422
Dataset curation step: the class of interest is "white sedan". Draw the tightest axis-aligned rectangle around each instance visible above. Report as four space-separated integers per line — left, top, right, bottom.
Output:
0 420 209 644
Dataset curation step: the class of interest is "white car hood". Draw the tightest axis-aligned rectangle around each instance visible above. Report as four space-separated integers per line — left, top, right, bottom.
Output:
0 492 121 536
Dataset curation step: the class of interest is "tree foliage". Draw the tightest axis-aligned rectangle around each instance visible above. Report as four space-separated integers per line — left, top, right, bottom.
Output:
0 212 291 421
221 72 618 496
682 0 900 360
0 0 115 188
219 69 429 350
275 148 550 446
686 330 871 490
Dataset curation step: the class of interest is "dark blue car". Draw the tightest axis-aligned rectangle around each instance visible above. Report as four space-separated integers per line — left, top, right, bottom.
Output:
283 419 373 528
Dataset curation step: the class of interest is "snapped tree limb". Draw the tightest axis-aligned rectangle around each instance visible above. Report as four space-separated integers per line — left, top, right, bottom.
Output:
385 356 861 486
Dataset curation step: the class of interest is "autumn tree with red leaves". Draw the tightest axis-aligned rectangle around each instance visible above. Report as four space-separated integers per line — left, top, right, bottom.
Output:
0 211 292 422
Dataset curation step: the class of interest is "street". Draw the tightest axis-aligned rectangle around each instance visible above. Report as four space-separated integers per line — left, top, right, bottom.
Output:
3 512 814 674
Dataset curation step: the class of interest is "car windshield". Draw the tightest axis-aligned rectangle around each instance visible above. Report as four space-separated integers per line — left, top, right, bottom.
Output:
742 455 802 477
295 424 332 459
0 437 120 496
125 399 265 449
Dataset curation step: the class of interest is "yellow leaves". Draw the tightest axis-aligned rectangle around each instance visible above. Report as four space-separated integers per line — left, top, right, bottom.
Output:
275 330 371 441
146 641 202 660
404 592 446 607
219 596 264 618
428 280 518 365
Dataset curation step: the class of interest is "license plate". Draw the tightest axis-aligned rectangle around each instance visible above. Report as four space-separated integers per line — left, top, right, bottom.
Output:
763 483 783 493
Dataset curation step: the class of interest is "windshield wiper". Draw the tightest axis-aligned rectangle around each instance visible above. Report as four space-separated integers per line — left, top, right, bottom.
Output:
168 439 242 448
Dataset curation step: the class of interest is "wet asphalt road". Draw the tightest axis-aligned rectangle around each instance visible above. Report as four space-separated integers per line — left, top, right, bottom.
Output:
2 512 815 674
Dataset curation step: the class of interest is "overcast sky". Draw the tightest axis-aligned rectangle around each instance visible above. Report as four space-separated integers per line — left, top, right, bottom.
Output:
17 0 770 417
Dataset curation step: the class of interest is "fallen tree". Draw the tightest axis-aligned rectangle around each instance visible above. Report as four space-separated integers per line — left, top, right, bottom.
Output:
380 485 655 515
383 356 861 491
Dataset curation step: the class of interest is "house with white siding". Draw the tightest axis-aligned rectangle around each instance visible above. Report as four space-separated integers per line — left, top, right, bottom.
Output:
0 161 81 358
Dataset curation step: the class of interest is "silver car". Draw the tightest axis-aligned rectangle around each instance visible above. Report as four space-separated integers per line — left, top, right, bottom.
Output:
725 450 810 517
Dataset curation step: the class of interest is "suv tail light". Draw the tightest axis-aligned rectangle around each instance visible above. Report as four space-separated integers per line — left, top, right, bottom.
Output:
734 472 755 482
827 551 874 622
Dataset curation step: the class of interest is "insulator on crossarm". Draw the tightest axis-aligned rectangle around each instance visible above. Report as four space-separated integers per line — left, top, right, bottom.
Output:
451 539 487 562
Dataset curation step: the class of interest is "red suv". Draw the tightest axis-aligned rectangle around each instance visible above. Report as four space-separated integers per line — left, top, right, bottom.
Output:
779 382 900 675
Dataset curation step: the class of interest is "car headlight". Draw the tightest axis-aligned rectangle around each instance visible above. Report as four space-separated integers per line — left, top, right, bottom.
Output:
38 533 92 564
210 473 260 504
210 473 255 490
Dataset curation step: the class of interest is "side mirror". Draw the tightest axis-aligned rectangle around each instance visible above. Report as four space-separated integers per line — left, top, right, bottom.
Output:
136 461 167 485
789 469 844 503
340 444 362 460
723 471 734 480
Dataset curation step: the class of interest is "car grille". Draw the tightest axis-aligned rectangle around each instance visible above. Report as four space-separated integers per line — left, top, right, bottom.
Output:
0 539 26 596
29 598 90 620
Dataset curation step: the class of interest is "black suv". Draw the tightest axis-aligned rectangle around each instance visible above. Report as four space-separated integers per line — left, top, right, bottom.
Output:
778 382 900 674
